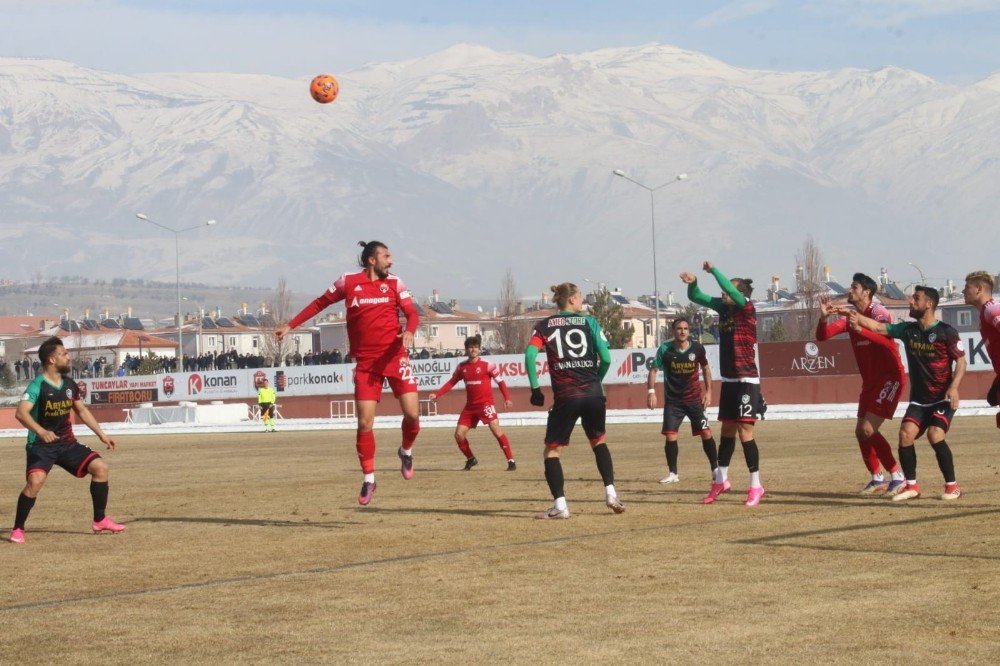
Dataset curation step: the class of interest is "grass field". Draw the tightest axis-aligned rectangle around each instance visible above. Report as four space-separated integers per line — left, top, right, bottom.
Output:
2 417 1000 664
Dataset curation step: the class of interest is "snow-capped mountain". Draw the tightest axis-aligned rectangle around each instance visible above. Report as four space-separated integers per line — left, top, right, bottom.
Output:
1 43 998 300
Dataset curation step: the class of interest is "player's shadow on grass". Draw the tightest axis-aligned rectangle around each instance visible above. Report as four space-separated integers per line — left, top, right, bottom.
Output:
735 506 1000 560
131 516 361 528
361 505 530 519
622 486 959 509
4 528 94 538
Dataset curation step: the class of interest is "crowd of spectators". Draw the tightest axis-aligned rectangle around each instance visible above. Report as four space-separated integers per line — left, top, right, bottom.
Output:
10 358 42 381
2 346 485 385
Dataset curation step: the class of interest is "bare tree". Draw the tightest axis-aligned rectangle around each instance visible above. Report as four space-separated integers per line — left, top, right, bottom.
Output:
494 269 533 354
260 277 295 365
793 235 826 340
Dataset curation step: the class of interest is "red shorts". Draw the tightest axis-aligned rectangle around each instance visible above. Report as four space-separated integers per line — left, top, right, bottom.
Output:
857 376 904 420
353 353 418 402
457 403 499 429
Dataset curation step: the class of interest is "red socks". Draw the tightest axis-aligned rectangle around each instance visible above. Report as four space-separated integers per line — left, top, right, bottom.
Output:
401 420 420 451
356 430 376 474
869 432 898 473
858 437 880 474
496 434 514 461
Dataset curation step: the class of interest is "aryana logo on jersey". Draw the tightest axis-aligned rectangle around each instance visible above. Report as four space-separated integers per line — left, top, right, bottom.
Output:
349 296 392 308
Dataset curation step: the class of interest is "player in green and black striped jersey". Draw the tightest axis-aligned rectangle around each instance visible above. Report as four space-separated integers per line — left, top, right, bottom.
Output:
851 286 966 502
8 337 125 544
525 282 624 519
682 261 766 507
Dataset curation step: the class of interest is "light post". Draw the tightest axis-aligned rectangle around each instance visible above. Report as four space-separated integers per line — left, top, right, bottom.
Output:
612 170 689 345
136 213 216 370
908 262 927 286
582 277 608 305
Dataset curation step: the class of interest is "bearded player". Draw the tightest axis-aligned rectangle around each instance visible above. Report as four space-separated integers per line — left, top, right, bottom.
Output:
276 241 420 506
817 272 907 496
429 334 516 471
9 336 125 543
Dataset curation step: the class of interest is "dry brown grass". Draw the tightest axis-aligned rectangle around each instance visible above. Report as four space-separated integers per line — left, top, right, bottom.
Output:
2 417 1000 664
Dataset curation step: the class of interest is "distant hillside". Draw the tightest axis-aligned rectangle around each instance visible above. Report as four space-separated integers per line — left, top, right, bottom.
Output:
3 48 999 297
0 277 313 323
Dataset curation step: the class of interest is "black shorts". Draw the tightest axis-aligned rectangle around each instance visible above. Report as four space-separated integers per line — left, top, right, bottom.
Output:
544 396 606 446
26 441 100 479
718 382 767 422
259 403 275 418
902 402 956 435
662 402 711 437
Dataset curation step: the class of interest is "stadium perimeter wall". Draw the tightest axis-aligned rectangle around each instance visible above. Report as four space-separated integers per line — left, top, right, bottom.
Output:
4 335 995 425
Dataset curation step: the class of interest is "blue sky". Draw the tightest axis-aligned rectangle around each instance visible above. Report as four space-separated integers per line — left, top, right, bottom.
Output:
3 0 1000 81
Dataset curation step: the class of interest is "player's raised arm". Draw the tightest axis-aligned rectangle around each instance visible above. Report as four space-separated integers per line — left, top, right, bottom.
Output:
705 263 746 307
682 270 723 311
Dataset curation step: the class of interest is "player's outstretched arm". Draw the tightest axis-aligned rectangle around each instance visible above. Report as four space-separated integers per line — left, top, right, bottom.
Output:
848 311 888 336
281 288 342 341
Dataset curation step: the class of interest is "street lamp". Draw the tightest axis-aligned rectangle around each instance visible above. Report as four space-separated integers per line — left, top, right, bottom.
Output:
908 262 927 285
136 213 216 370
612 169 689 345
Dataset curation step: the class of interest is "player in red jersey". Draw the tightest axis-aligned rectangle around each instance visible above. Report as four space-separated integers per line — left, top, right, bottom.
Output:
276 241 420 506
817 272 907 495
963 270 1000 428
429 335 516 471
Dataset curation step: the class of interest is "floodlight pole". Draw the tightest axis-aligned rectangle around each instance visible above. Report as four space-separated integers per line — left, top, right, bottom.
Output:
136 214 216 370
612 170 689 346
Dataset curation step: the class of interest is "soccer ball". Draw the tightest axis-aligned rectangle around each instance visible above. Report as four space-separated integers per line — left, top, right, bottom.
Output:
310 74 339 104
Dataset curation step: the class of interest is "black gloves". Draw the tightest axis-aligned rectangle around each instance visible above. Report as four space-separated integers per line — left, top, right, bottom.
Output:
530 387 545 407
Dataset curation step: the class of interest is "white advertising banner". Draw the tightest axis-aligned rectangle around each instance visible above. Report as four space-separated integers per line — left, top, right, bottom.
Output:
81 332 993 404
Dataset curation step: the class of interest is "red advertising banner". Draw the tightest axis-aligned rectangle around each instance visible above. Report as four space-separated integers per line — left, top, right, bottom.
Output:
758 339 859 378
